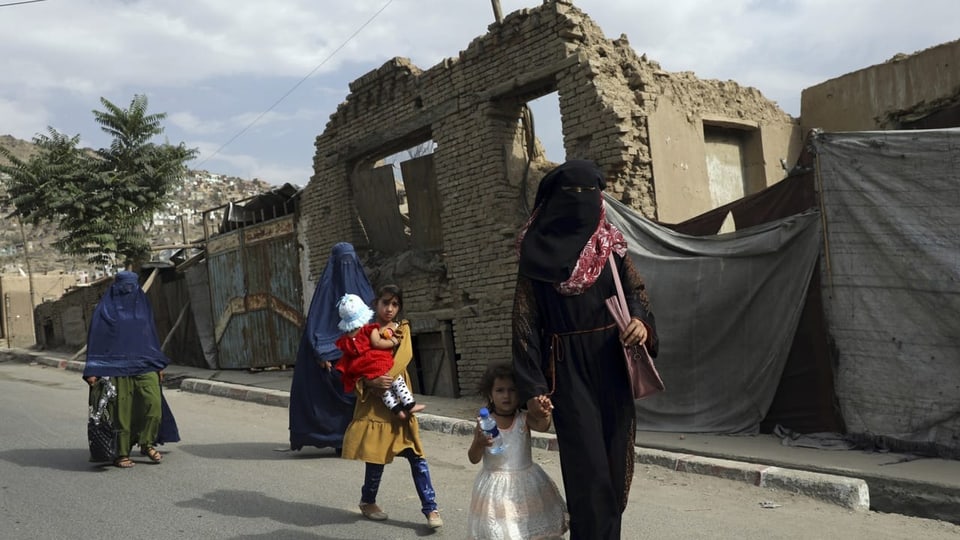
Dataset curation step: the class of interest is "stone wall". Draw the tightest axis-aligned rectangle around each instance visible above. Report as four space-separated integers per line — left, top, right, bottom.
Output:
303 0 797 394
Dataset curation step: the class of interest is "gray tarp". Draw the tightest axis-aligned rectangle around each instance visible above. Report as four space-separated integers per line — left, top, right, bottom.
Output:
814 129 960 454
604 194 823 433
185 262 219 370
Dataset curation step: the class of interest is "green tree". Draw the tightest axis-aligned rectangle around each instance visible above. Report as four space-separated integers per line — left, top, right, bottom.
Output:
0 95 197 266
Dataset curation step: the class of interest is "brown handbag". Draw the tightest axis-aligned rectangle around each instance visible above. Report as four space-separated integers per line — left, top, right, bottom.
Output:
605 254 665 399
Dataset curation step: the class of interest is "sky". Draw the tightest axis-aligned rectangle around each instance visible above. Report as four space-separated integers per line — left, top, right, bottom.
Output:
2 0 958 186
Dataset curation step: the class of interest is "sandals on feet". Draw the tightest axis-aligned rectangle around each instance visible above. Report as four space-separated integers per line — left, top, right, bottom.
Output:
114 456 135 468
140 446 163 463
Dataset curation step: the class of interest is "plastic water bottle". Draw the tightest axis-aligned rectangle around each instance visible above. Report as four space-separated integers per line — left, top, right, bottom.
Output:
478 407 504 455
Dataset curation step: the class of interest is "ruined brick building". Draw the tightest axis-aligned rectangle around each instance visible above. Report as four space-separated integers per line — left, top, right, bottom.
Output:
300 0 801 396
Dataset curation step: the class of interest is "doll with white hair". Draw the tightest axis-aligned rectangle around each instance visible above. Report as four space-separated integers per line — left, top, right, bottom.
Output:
334 293 424 419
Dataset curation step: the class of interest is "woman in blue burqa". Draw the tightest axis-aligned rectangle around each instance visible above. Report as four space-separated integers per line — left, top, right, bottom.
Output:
289 242 375 453
83 269 180 468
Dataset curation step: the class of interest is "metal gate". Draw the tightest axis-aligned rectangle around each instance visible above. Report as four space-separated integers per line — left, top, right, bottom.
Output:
206 215 303 369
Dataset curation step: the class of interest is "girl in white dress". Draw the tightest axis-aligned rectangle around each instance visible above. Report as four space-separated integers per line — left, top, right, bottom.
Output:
467 362 568 540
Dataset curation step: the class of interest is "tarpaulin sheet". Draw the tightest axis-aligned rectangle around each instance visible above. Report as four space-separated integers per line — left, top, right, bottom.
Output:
666 172 843 434
604 194 823 433
814 129 960 454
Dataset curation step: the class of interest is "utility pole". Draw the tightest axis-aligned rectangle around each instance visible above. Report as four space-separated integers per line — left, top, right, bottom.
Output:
491 0 503 23
14 216 36 348
16 216 36 308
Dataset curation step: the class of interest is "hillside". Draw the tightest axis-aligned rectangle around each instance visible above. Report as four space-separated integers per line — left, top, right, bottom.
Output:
0 134 284 277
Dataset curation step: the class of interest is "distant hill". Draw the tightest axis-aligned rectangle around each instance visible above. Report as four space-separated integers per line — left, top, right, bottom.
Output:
0 134 38 163
0 134 285 277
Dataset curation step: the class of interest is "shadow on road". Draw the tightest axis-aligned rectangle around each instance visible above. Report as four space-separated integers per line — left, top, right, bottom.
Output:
228 529 335 540
178 489 436 536
0 447 113 472
178 489 354 527
174 442 341 461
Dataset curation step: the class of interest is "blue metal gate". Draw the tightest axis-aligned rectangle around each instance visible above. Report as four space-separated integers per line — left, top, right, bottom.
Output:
206 215 303 369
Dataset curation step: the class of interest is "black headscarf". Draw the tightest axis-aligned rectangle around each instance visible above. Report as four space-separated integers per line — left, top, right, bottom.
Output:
518 160 607 283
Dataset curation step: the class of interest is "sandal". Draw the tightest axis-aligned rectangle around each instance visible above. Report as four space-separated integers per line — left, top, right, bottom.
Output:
140 446 163 463
114 456 135 468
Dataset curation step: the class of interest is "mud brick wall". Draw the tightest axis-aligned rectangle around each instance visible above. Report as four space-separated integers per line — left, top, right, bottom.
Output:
35 279 109 349
302 0 795 393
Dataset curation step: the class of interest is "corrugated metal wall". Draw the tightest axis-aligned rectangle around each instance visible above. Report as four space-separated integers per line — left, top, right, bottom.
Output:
207 215 302 369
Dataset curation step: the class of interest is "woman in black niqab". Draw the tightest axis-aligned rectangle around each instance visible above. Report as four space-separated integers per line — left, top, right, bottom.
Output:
512 159 659 539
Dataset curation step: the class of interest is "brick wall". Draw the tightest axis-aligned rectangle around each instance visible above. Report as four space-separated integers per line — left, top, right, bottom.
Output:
303 0 795 393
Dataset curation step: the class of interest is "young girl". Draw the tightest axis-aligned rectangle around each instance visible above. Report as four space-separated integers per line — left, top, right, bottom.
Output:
340 284 443 529
334 292 424 419
467 362 568 539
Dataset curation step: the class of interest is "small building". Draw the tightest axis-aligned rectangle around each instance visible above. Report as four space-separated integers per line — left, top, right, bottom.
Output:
34 277 110 351
0 273 79 349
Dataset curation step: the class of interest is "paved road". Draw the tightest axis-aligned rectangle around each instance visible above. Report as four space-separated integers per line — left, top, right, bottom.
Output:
1 362 958 539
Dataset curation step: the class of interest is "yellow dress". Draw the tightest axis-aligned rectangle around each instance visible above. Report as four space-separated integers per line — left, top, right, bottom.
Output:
340 320 425 464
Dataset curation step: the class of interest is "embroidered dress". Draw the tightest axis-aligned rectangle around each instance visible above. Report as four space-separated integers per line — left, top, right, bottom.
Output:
467 411 568 540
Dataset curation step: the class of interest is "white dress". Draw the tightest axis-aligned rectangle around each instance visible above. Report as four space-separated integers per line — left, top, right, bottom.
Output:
467 410 568 540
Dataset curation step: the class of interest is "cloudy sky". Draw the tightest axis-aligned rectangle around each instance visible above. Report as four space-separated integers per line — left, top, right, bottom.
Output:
2 0 957 186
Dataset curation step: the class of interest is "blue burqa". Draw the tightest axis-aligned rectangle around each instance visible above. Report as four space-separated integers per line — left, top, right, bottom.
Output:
289 242 374 451
83 270 180 443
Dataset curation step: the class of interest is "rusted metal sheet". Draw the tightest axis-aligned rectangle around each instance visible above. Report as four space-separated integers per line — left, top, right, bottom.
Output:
207 215 302 369
206 232 240 255
244 217 294 245
351 164 409 253
401 155 444 251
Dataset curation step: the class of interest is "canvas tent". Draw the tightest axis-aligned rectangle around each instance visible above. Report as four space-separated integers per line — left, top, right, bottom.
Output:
604 127 959 458
604 195 823 434
813 129 960 457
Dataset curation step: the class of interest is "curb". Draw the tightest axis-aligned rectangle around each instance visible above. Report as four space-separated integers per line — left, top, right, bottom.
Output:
180 379 290 408
174 378 868 511
635 448 869 510
2 351 869 511
11 352 85 373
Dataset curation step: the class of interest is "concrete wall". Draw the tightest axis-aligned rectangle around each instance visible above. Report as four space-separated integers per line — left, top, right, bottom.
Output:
304 0 798 393
0 274 78 349
800 39 960 132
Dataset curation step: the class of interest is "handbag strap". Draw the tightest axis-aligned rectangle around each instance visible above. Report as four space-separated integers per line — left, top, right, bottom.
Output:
608 253 630 318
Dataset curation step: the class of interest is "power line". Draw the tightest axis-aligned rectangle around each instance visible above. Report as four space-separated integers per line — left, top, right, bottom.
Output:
0 0 48 7
196 0 394 169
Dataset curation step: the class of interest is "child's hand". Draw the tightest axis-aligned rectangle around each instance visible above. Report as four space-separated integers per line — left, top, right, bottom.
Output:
526 395 553 419
473 421 492 448
536 395 554 414
468 420 493 464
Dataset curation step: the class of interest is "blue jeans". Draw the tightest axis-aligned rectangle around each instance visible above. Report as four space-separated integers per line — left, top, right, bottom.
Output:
361 449 438 516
